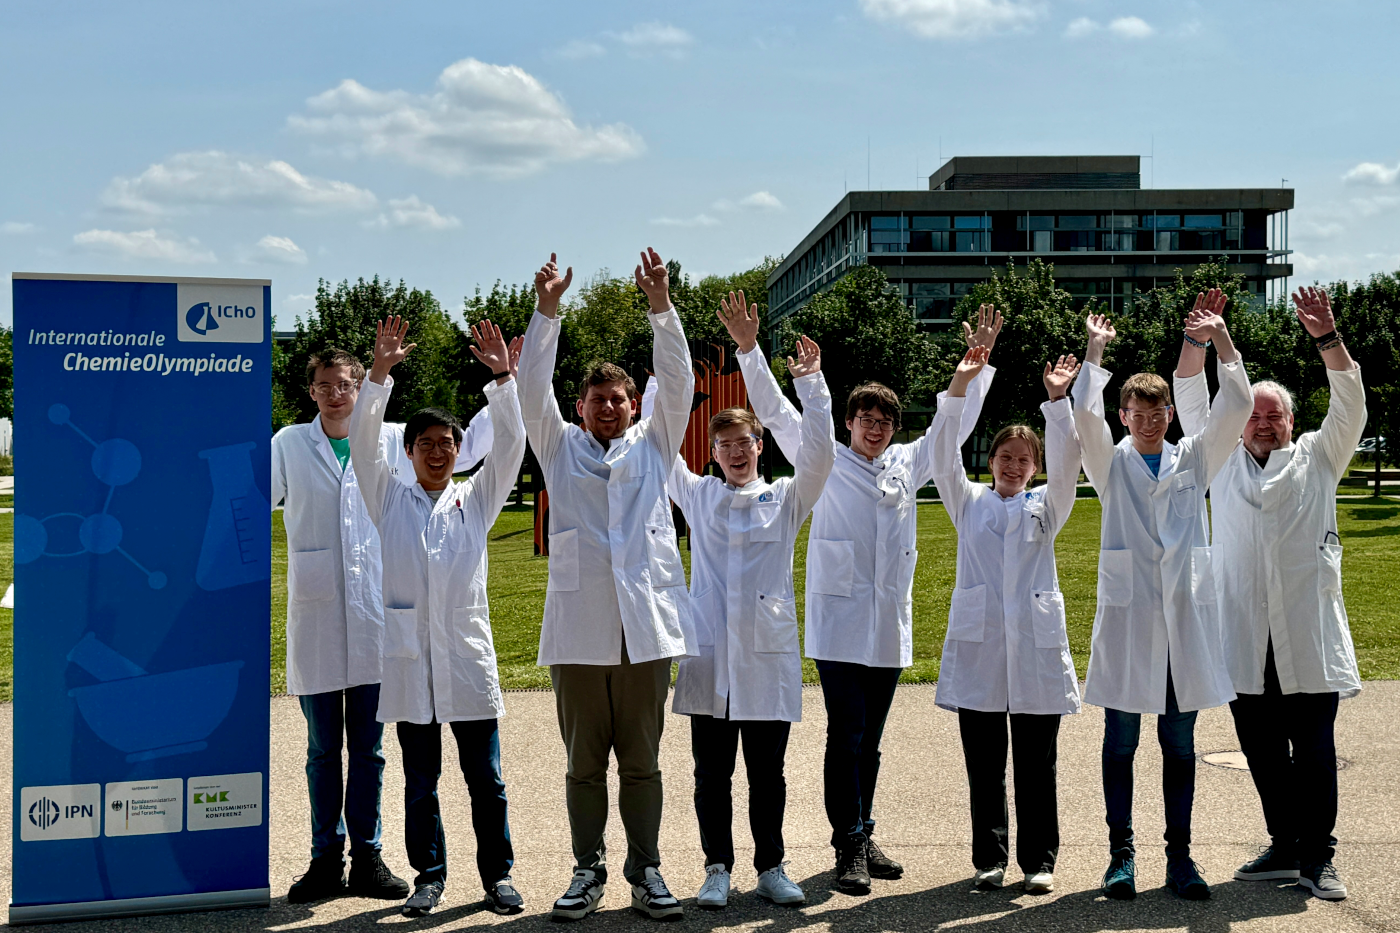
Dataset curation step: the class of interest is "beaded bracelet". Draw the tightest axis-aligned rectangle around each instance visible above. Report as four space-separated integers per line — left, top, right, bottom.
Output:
1183 332 1209 349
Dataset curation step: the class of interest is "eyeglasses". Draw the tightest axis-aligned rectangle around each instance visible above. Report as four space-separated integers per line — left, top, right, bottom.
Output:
714 436 760 453
312 380 360 398
856 416 894 432
1123 406 1171 425
413 438 458 454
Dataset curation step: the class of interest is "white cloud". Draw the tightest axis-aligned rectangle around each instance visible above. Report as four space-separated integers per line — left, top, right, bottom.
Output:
251 235 308 264
73 229 216 263
859 0 1044 40
713 190 785 212
1297 221 1345 240
1343 160 1400 186
2 221 36 234
282 292 315 309
101 151 377 216
1064 16 1099 37
1108 16 1154 38
289 58 644 178
612 21 694 50
364 195 462 231
650 214 720 227
558 39 607 59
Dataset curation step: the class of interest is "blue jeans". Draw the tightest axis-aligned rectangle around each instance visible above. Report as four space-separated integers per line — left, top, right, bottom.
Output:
815 659 902 849
397 718 514 890
1102 668 1198 859
299 684 386 860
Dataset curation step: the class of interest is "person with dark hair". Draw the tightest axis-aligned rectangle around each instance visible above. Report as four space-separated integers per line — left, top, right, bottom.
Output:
1174 287 1366 901
349 316 527 918
1072 292 1251 901
727 296 996 895
271 346 494 905
930 343 1083 895
519 250 695 922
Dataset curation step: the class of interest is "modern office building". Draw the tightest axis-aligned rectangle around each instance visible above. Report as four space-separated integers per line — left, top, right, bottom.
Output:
767 155 1293 330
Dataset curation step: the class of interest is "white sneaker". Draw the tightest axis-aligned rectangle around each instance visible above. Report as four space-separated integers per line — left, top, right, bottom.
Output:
632 866 684 919
755 863 806 905
695 864 730 909
551 870 604 921
973 866 1005 890
1024 871 1054 893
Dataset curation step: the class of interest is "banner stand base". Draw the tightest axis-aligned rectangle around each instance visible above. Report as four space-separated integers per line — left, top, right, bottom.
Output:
9 888 270 926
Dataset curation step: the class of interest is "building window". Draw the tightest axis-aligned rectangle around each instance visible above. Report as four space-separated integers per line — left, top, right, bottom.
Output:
1144 214 1180 229
1031 230 1051 252
912 216 951 229
1057 215 1097 230
954 215 990 229
1101 232 1135 251
1155 231 1179 251
1103 215 1137 229
1184 214 1223 228
956 231 989 252
1016 215 1054 230
1054 231 1095 251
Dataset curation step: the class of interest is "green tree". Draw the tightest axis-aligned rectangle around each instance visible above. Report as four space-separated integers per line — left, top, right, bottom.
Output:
0 326 13 420
1327 270 1400 460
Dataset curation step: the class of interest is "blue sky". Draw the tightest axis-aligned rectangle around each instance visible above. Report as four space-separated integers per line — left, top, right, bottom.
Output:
3 0 1397 327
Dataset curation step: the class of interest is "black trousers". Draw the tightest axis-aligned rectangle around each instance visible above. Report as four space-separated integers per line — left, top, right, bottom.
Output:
957 708 1061 874
690 714 791 874
1229 642 1341 864
815 660 903 849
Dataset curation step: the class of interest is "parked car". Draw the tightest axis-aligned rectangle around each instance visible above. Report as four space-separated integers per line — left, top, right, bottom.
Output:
1355 437 1388 454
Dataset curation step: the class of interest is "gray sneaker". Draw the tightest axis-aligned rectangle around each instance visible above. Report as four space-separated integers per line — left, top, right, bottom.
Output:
631 867 683 920
1299 861 1347 900
695 864 729 909
402 881 443 917
552 870 605 921
755 864 806 905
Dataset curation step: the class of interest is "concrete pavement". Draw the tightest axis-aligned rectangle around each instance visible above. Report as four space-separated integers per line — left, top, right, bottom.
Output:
2 682 1398 932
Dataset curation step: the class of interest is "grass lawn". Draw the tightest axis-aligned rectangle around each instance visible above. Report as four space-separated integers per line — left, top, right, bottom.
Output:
1 498 1396 700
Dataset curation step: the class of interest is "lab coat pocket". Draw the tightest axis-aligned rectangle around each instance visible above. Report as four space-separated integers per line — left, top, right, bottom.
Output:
750 503 783 542
547 528 580 592
947 584 987 643
646 524 686 587
808 538 855 597
691 588 716 646
1022 501 1048 544
1317 543 1343 593
451 606 494 660
383 607 420 661
1171 470 1199 519
754 592 799 653
290 549 336 602
1031 591 1068 649
1190 546 1217 605
1097 549 1133 607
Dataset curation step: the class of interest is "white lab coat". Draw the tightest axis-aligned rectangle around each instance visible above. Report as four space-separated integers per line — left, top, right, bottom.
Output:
932 394 1083 716
271 408 492 697
737 345 991 668
520 308 696 667
1072 357 1251 714
671 372 836 722
349 376 526 724
1174 363 1367 698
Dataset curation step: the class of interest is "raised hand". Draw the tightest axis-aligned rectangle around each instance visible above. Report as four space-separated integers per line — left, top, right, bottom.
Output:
1184 288 1228 343
469 320 511 383
634 247 671 313
1292 285 1336 338
962 303 1004 352
948 345 990 398
369 315 416 384
1084 312 1115 366
717 289 760 353
1043 354 1080 398
507 335 524 378
534 253 574 319
787 335 821 378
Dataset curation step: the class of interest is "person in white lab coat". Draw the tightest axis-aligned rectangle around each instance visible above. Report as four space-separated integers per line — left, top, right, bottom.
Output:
519 251 695 922
350 316 527 918
1071 291 1252 902
272 348 494 904
931 345 1083 895
1174 286 1367 901
724 294 997 895
669 335 834 910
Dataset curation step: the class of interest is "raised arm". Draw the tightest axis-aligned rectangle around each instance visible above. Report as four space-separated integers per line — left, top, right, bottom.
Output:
1042 354 1083 534
633 248 694 458
1294 286 1368 475
454 334 521 472
911 303 1002 487
1072 313 1118 492
350 315 416 527
518 254 574 466
463 323 527 529
787 337 836 520
1179 312 1251 484
723 290 804 462
930 345 991 524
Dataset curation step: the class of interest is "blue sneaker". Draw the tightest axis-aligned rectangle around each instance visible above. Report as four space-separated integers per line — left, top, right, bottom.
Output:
1102 854 1136 900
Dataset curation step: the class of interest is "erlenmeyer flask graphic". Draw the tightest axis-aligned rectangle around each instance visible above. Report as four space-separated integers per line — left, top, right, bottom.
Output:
196 442 271 591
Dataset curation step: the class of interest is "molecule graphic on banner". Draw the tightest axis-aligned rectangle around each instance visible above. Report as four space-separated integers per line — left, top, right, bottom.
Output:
13 404 167 589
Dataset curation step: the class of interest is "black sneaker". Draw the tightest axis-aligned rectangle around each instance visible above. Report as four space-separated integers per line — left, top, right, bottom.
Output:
287 855 347 904
402 881 444 917
1102 853 1136 900
486 877 525 914
1166 859 1211 900
552 869 605 921
630 867 684 920
1298 860 1347 900
1234 845 1300 882
348 851 411 899
834 840 871 895
866 839 904 879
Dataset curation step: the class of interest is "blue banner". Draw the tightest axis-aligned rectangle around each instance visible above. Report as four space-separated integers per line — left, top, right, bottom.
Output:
10 274 271 924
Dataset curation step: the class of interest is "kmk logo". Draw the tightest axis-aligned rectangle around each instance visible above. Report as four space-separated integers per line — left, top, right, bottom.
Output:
186 301 257 336
192 791 229 803
176 284 265 344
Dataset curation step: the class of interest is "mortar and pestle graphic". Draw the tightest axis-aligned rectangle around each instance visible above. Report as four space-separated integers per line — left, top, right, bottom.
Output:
66 633 243 763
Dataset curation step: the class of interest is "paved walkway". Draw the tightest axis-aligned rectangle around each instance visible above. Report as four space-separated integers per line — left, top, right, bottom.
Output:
2 683 1397 932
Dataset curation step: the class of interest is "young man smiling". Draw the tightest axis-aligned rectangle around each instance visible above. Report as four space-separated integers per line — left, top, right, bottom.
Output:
1072 291 1252 901
519 250 696 922
728 295 996 895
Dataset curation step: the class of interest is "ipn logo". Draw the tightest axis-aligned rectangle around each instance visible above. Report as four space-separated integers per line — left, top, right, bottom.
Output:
176 285 264 344
186 301 257 337
20 784 101 841
28 797 63 830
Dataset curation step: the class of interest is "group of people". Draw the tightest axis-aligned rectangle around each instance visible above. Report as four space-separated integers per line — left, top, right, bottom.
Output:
270 243 1366 920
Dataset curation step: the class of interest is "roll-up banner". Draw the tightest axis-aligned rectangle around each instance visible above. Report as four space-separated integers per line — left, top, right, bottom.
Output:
9 274 271 925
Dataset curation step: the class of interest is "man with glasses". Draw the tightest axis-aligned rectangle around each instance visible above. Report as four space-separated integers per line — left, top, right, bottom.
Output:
349 316 527 917
727 296 997 895
271 347 492 904
1071 291 1252 901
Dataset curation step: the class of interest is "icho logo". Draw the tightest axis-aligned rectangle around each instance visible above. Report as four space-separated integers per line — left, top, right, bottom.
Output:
28 796 92 830
186 301 257 337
